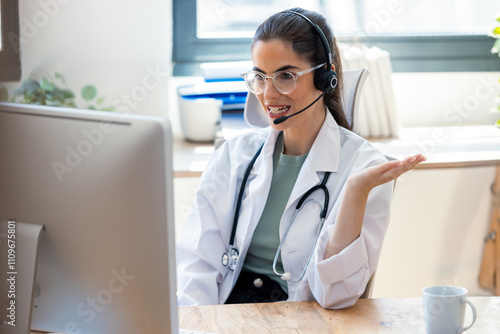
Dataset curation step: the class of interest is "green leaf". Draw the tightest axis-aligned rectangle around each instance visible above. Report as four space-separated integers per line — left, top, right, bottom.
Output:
493 27 500 37
51 89 65 101
497 16 500 23
39 77 55 92
81 85 97 101
96 96 106 105
15 79 39 95
25 93 37 103
47 99 63 107
493 39 500 54
54 72 66 85
62 89 75 99
496 118 500 128
0 86 9 101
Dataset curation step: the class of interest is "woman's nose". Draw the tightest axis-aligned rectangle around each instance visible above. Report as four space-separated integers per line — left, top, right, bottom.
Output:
263 77 281 100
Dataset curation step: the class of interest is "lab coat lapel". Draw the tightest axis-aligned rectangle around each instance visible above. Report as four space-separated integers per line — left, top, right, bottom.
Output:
233 129 279 269
287 111 341 206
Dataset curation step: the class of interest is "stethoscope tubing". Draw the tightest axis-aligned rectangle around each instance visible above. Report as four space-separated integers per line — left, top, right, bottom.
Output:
222 140 331 283
272 199 326 283
229 143 264 247
296 172 330 218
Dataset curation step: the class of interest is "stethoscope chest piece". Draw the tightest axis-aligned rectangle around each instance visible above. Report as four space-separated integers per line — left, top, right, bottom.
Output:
222 247 239 271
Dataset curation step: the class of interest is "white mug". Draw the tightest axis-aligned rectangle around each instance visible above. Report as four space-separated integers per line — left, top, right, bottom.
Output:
423 285 477 334
179 97 222 142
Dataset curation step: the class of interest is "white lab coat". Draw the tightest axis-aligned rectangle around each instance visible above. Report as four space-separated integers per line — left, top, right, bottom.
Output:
176 111 393 309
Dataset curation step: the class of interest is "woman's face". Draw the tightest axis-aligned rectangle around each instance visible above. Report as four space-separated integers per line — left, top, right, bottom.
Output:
251 39 326 133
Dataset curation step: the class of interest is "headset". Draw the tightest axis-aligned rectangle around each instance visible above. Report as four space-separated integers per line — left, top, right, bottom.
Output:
272 10 338 125
285 10 338 93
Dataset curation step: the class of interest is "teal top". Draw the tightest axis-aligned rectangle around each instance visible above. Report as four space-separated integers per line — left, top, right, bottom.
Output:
242 133 308 293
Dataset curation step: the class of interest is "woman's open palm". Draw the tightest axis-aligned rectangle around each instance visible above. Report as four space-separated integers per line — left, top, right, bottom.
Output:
348 154 427 194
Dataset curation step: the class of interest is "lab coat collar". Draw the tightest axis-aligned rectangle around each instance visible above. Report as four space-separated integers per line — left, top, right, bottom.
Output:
250 129 279 174
250 109 341 174
308 109 341 173
286 110 340 213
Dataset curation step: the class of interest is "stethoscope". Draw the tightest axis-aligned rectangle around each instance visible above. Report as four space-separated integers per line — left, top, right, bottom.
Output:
221 142 331 283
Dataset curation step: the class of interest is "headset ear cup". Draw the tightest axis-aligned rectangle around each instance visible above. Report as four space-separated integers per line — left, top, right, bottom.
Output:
314 68 337 93
313 68 327 92
327 70 338 93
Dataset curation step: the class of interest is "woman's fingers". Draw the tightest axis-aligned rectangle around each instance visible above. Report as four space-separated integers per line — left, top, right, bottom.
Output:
349 153 427 193
385 153 426 178
399 153 427 168
381 153 426 181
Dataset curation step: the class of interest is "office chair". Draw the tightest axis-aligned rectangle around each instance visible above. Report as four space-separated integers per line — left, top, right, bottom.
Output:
342 68 369 130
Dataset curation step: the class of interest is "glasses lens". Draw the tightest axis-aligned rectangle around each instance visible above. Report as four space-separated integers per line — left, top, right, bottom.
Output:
243 71 298 95
274 72 296 94
244 72 265 94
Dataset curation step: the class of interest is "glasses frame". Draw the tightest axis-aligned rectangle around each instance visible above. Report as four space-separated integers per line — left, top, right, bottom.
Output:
241 63 326 95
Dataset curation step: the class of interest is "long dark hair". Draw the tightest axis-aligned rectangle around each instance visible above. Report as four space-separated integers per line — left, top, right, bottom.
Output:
251 7 349 129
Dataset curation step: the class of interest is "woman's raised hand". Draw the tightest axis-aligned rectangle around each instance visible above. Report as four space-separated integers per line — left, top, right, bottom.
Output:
347 153 427 195
325 153 426 258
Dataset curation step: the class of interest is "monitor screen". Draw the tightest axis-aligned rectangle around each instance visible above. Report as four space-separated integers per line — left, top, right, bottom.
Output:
0 102 177 334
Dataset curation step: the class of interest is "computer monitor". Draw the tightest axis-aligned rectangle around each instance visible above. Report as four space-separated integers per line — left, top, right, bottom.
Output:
0 102 178 334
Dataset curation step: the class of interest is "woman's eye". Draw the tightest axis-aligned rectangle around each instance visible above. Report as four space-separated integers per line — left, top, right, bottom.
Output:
277 72 294 81
254 74 265 82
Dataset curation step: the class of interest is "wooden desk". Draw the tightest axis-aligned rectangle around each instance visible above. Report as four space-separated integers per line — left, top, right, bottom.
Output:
179 297 500 333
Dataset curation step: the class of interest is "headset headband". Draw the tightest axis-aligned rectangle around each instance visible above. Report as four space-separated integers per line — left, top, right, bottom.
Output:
284 10 333 70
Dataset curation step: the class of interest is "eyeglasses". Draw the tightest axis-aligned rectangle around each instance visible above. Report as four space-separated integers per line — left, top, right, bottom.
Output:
241 63 325 95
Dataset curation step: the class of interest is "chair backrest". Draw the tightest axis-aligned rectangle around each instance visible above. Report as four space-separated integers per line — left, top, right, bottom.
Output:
244 68 369 129
342 68 369 130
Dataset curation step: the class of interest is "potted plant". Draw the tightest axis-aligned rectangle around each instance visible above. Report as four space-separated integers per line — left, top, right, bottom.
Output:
0 72 113 111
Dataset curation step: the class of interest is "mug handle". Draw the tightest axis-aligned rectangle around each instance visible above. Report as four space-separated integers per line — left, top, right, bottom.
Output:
459 299 477 333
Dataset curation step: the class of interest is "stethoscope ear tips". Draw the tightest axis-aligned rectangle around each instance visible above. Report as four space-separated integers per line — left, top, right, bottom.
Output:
281 272 292 281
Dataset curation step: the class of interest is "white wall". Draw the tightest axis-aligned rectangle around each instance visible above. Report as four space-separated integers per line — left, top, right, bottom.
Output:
5 0 172 118
372 166 496 298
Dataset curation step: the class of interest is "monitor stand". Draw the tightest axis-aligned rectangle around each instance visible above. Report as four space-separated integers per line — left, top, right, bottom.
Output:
0 220 44 334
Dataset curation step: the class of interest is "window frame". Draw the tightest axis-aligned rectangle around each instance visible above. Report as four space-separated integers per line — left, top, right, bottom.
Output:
173 0 500 76
0 0 21 82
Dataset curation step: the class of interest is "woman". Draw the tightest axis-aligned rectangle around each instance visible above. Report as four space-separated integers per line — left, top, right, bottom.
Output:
177 8 425 309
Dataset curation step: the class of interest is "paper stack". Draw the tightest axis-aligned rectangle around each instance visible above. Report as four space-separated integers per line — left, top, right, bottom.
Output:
340 45 400 138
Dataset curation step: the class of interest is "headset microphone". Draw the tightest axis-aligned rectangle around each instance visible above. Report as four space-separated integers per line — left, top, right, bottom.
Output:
273 92 325 125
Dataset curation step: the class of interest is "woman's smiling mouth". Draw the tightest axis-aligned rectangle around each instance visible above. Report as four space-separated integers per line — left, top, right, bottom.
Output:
267 105 291 118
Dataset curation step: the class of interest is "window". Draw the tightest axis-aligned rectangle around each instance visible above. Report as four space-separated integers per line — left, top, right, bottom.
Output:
173 0 500 75
0 0 21 82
